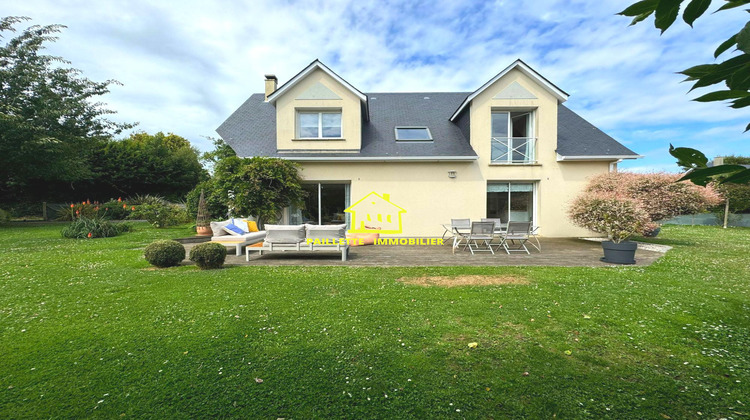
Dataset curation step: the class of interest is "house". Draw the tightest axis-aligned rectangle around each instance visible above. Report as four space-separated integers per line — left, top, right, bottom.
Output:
345 192 406 234
217 59 640 237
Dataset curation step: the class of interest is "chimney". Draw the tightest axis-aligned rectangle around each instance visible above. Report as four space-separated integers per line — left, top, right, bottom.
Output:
713 156 725 166
264 74 277 101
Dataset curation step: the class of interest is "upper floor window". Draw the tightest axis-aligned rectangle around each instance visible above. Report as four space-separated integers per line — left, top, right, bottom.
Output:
395 127 432 141
491 110 535 164
298 111 342 139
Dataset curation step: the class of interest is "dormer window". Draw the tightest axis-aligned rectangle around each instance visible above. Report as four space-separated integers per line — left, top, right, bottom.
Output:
297 110 342 139
491 110 536 164
395 127 432 141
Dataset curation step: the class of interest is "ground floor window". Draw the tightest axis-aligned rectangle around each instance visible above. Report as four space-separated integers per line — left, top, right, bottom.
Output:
487 182 535 224
289 183 350 225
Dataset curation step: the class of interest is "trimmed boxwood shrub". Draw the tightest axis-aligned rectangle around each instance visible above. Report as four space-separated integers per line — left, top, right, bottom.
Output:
189 242 227 270
144 240 186 268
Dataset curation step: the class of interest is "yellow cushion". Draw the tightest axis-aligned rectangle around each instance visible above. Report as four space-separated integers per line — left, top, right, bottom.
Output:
243 220 259 232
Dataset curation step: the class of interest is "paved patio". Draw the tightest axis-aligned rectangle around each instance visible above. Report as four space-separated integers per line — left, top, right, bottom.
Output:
181 238 668 267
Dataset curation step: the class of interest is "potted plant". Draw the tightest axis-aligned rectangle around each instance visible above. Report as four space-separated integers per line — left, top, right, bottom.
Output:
196 190 212 236
568 192 649 264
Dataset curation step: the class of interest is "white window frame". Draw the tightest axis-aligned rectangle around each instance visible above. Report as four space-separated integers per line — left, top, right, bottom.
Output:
297 110 342 139
394 126 433 142
490 110 536 164
486 181 538 229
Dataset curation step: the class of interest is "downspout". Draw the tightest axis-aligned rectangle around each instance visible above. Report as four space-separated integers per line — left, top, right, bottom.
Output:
609 159 623 173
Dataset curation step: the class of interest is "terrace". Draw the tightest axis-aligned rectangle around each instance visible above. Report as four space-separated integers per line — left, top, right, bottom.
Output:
181 237 668 267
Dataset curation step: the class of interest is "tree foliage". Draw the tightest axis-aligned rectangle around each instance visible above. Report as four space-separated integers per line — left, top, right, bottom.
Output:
0 16 132 203
200 137 236 172
185 180 229 221
723 154 750 164
213 156 305 226
90 132 207 201
619 1 750 184
585 172 722 229
569 192 649 243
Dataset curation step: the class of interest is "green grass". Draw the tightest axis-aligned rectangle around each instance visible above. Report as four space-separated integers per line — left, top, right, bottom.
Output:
1 223 749 418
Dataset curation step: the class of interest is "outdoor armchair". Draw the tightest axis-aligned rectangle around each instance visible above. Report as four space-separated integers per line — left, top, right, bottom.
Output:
500 221 532 254
463 221 496 255
446 218 471 253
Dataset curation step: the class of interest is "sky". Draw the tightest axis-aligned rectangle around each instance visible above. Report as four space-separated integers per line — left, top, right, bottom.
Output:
3 0 750 172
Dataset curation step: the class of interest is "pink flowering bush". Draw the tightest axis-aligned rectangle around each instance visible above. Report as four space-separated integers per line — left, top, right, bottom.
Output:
568 192 649 243
584 172 722 234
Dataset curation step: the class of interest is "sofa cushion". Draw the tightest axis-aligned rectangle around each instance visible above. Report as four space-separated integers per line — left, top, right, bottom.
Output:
243 220 259 232
210 220 230 236
264 224 306 244
306 224 347 241
222 222 245 236
211 231 266 243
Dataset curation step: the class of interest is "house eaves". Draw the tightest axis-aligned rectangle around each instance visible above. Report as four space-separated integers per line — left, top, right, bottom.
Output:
450 59 569 121
556 153 643 161
273 156 479 162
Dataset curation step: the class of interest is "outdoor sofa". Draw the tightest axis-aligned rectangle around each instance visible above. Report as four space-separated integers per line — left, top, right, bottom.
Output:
247 224 350 261
210 219 266 256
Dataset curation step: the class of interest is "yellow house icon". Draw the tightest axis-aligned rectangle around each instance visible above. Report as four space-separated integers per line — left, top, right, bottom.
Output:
345 192 406 234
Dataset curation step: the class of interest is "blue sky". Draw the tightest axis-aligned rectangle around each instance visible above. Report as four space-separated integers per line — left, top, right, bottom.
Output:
4 0 749 171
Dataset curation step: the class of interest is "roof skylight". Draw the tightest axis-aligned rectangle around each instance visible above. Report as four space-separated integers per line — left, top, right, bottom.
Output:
395 127 432 141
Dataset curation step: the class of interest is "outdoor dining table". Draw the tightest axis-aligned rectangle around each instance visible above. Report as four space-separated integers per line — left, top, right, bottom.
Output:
443 222 540 253
444 223 507 254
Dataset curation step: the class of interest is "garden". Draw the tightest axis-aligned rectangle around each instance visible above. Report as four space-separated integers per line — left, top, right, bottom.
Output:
0 222 748 418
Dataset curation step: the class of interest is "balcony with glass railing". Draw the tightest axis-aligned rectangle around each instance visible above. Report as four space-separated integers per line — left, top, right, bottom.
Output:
490 137 536 164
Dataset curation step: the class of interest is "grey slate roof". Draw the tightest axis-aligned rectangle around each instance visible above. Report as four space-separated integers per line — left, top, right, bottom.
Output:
556 105 638 157
216 92 639 160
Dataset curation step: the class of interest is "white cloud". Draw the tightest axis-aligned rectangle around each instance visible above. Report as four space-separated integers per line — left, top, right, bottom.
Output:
3 0 749 171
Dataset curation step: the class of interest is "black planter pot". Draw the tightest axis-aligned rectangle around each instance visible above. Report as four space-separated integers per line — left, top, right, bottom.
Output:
643 227 661 237
600 240 637 264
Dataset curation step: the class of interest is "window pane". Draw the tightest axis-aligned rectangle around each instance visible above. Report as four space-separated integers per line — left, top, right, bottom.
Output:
487 191 509 220
509 185 533 222
320 184 347 224
299 126 319 138
299 113 319 138
511 138 528 162
491 141 508 162
321 113 342 138
300 184 319 223
510 112 530 137
321 113 341 127
491 112 509 137
396 128 431 140
299 113 319 127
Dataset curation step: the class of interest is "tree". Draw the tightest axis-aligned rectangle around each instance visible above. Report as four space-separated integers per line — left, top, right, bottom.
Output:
0 17 132 203
90 132 207 201
618 1 750 185
213 156 305 226
200 137 236 172
185 138 236 220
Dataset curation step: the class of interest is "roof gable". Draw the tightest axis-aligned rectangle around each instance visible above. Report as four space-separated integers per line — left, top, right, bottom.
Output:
266 59 367 104
450 59 569 121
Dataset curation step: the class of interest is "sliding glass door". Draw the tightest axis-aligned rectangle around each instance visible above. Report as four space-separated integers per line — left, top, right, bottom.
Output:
289 183 350 226
487 182 535 224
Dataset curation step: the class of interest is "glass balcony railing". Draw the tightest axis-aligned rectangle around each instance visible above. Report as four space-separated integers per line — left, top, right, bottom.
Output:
490 137 536 164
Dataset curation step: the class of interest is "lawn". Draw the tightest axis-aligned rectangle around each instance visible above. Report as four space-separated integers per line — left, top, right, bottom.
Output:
1 223 749 418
